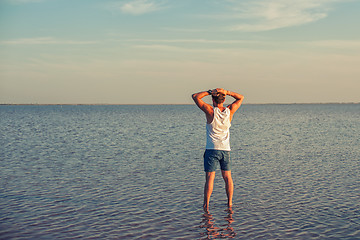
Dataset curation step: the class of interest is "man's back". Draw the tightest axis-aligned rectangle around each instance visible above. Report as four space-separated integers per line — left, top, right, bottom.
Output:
206 107 231 151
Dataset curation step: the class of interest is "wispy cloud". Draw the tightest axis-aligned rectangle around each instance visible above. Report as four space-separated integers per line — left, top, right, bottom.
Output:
305 40 360 49
0 37 98 45
109 0 167 15
130 39 360 54
6 0 44 4
127 38 252 44
134 44 185 52
216 0 349 32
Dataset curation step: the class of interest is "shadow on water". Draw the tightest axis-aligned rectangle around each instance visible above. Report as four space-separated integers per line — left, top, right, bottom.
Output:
199 208 236 239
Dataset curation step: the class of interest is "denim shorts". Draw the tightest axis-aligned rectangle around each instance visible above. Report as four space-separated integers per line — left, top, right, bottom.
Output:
203 149 231 172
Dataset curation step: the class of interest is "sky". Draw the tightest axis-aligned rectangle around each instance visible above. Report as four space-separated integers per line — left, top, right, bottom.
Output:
0 0 359 104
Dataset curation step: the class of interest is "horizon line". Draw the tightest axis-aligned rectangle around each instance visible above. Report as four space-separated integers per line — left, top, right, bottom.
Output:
1 102 359 106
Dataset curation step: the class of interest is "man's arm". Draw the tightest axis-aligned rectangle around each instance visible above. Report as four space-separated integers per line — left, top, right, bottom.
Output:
192 90 213 123
226 90 244 120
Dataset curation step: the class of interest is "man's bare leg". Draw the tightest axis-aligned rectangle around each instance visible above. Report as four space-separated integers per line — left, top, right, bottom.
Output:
221 170 233 208
204 172 216 212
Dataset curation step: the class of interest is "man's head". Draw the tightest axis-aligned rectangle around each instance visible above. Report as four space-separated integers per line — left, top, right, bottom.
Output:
212 93 226 104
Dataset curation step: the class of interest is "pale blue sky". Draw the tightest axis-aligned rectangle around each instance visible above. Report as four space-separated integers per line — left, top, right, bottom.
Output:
1 0 359 104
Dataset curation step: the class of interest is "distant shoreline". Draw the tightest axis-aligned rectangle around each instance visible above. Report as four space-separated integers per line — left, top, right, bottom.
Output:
1 102 359 106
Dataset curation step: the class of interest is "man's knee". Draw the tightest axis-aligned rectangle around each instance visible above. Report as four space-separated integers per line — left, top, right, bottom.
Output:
205 172 216 181
221 170 232 181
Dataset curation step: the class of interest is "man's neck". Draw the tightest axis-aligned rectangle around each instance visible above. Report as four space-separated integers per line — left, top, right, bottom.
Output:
213 103 224 108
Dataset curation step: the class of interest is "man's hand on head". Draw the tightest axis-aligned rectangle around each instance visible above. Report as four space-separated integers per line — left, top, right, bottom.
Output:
213 88 227 96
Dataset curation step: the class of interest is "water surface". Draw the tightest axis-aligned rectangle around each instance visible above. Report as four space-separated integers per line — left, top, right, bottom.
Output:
1 104 359 239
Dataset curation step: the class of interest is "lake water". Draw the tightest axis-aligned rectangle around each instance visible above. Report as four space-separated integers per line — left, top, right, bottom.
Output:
0 104 359 239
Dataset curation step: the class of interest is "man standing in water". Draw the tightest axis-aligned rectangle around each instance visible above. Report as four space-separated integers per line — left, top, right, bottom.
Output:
192 88 244 212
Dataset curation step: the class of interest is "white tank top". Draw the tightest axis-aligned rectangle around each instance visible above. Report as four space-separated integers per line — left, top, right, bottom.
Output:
206 107 231 151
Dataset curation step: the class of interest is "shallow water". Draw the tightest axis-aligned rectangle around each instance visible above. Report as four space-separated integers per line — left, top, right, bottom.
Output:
1 104 359 239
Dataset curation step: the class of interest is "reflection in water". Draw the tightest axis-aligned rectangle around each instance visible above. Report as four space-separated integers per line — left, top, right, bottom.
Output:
200 208 236 239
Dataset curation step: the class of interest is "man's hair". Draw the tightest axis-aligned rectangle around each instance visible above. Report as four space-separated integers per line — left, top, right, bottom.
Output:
212 94 226 104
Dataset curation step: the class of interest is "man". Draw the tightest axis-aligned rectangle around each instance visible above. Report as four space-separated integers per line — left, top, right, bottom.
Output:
192 88 244 212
